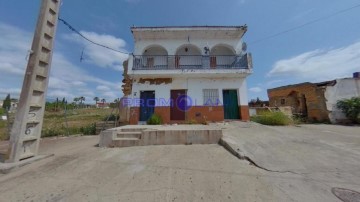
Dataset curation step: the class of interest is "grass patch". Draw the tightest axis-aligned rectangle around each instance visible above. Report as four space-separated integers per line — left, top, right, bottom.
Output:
0 108 112 140
0 108 5 116
251 111 292 126
41 108 112 137
0 120 8 140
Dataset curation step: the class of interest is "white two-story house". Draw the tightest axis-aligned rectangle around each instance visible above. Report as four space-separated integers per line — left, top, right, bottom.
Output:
123 26 253 124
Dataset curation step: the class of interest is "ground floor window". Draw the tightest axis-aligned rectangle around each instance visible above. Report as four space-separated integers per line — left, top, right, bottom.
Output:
203 89 220 106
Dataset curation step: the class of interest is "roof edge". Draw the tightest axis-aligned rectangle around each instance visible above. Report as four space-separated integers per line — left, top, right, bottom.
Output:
131 25 247 30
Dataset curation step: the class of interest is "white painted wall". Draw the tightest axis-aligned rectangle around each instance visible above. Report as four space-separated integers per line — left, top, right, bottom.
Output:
324 78 360 123
129 77 247 107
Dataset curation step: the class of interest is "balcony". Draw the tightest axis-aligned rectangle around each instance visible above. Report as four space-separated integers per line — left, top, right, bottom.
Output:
132 54 252 70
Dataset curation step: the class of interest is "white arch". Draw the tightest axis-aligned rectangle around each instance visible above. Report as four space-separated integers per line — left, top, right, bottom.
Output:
175 44 202 55
210 44 236 55
142 45 168 56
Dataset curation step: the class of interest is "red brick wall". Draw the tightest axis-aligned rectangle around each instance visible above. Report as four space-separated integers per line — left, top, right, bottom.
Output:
129 107 139 125
187 106 224 123
268 83 329 122
240 105 250 121
154 107 170 124
130 106 249 124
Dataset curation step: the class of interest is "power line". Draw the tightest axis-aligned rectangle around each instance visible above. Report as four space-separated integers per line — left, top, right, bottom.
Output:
249 3 360 45
58 17 131 55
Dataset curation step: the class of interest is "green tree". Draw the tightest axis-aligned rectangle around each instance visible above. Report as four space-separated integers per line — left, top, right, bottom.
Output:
336 97 360 123
93 97 99 104
2 94 11 110
79 96 85 105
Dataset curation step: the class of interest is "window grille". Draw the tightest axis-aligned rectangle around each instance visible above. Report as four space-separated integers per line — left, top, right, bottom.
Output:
203 89 219 106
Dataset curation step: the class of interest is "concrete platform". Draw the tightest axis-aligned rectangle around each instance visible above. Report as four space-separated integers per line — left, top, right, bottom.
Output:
99 125 223 148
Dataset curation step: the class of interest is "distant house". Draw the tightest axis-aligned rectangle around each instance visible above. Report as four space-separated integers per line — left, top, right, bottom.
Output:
122 26 253 124
9 99 18 112
96 102 110 108
0 99 19 112
267 73 360 123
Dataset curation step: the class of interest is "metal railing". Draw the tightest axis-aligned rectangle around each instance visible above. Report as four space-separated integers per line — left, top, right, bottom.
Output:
133 54 251 70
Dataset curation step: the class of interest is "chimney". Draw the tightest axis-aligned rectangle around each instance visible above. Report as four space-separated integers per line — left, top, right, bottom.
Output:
354 72 360 78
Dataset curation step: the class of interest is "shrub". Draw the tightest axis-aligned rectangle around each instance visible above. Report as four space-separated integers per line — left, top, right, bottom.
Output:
251 111 292 126
103 114 120 121
336 97 360 123
147 114 162 125
41 125 75 137
0 108 5 116
80 123 97 135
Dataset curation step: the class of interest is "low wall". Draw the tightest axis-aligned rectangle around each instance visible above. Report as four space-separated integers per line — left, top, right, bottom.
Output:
99 125 223 148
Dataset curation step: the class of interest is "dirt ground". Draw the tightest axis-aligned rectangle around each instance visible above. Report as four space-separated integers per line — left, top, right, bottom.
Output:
0 123 359 201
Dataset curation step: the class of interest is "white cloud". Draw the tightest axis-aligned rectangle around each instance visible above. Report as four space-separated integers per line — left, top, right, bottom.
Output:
47 90 74 99
0 23 30 76
249 87 262 93
102 91 118 100
50 53 122 101
0 22 123 102
269 41 360 81
0 88 21 96
96 85 111 91
63 31 129 71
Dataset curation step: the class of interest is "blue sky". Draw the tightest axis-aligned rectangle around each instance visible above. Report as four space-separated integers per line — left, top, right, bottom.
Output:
0 0 360 103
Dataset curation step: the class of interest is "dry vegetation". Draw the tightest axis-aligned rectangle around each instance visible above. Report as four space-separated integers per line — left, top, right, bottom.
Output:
0 108 113 141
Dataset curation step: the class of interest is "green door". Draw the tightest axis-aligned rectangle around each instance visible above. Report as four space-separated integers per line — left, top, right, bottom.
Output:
223 90 240 119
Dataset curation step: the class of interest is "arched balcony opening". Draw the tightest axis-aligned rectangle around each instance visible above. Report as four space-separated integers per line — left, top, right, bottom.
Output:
209 45 237 68
134 45 168 69
143 45 168 56
174 44 202 69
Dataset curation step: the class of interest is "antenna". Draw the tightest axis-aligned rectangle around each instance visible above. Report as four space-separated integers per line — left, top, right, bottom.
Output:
242 42 247 52
80 47 85 62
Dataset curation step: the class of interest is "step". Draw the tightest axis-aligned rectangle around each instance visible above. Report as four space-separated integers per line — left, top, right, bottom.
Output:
112 138 140 147
120 128 146 133
23 136 37 142
19 152 35 160
116 132 142 139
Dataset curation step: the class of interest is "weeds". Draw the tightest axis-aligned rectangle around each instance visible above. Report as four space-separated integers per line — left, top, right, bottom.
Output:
251 111 292 126
147 114 163 125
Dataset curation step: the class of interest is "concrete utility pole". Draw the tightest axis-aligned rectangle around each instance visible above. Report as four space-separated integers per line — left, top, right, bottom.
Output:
8 0 61 163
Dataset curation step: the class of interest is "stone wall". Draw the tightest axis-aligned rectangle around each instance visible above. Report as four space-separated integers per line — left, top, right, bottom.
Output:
268 83 329 122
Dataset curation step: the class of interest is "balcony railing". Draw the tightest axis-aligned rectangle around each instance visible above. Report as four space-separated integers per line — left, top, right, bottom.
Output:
132 54 252 70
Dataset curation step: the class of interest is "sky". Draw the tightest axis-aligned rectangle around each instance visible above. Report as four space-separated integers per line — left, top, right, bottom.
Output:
0 0 360 103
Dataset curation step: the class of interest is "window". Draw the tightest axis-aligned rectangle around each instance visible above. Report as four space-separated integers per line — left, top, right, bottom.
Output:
280 98 286 105
203 89 220 106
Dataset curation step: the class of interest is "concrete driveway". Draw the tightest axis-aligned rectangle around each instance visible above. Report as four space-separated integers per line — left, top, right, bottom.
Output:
220 122 360 202
0 123 359 201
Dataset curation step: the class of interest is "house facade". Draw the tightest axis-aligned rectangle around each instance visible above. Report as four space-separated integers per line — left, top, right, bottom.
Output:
123 26 253 124
268 73 360 123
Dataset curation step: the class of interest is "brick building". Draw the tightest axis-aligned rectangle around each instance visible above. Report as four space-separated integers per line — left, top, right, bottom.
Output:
268 81 333 122
268 74 360 123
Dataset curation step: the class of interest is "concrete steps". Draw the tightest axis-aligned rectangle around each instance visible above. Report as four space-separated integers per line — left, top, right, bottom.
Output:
112 138 141 147
116 132 142 139
111 131 142 147
99 125 223 148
